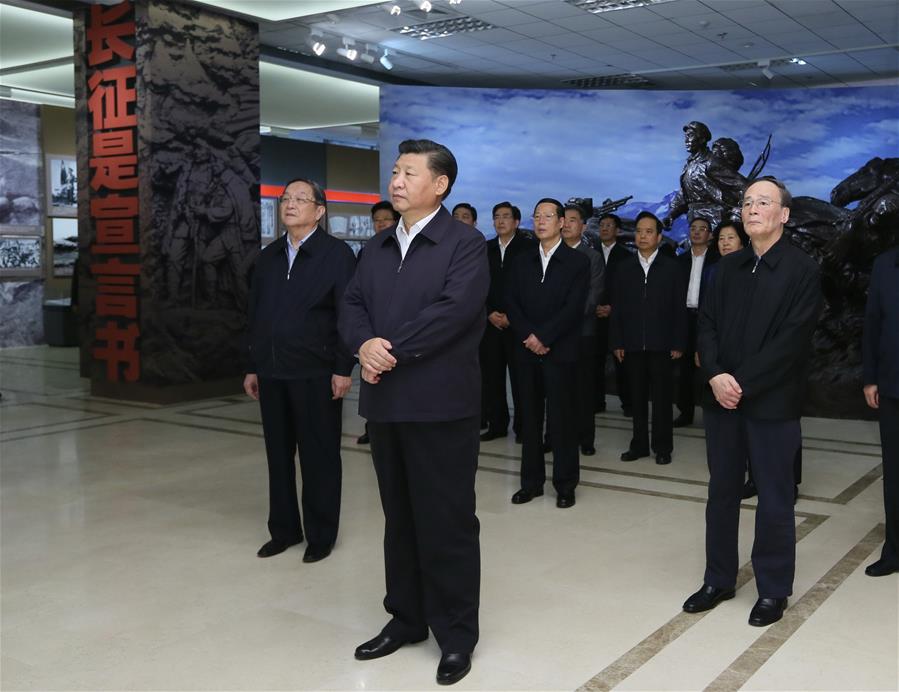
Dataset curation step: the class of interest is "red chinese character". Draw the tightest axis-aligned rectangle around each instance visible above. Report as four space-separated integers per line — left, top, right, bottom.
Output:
90 258 140 276
88 65 136 130
93 130 134 157
93 320 140 382
96 219 135 244
90 154 137 191
97 294 138 319
99 283 136 295
87 2 135 67
91 194 138 219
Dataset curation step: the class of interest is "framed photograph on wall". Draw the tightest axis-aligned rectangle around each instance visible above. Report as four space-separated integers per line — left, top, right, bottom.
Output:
0 232 43 278
45 154 78 217
261 196 278 245
51 217 78 277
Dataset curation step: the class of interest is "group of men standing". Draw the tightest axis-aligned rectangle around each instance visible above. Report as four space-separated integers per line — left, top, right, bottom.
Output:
243 138 897 686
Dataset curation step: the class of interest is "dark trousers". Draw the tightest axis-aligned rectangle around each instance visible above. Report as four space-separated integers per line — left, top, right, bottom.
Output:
703 408 800 598
258 376 342 548
748 444 803 486
625 351 674 455
517 359 579 494
480 325 521 435
577 335 596 447
879 395 899 566
676 310 699 420
596 317 630 410
368 417 480 654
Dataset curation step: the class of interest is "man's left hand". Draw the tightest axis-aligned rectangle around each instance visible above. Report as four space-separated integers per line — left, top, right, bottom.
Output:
361 365 381 385
671 350 683 359
331 374 352 400
523 333 549 355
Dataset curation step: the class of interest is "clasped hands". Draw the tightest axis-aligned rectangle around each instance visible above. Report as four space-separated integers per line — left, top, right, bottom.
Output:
523 333 549 356
488 311 510 329
710 373 742 409
359 337 397 385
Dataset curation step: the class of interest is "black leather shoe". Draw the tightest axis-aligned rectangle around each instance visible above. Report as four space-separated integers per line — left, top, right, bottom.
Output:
655 453 672 465
354 632 428 661
580 444 596 456
673 414 693 428
511 488 543 504
683 583 735 613
356 432 370 444
480 428 507 442
620 449 648 462
436 652 471 685
556 493 575 508
749 597 787 626
865 559 899 577
742 480 757 499
302 543 333 563
257 538 302 558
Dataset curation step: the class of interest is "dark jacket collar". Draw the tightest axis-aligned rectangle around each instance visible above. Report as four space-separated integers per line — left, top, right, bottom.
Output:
378 205 452 249
275 225 326 256
736 232 790 269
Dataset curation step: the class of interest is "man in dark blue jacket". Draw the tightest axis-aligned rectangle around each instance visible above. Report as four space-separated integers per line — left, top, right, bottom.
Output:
684 177 823 627
244 178 356 564
505 198 590 508
339 140 488 686
610 211 687 466
863 245 899 577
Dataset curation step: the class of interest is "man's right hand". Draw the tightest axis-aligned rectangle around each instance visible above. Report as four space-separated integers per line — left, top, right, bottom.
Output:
863 384 879 410
710 373 742 409
488 311 509 329
359 337 397 374
596 304 612 318
361 364 381 385
613 349 624 363
243 373 259 400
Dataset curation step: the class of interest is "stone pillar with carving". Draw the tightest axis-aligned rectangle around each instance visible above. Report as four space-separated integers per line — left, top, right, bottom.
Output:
74 0 260 402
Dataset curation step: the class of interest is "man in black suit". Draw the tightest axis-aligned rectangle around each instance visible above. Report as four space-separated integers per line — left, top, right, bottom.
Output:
674 217 718 427
562 203 604 456
452 202 477 227
594 213 632 416
505 198 589 508
480 202 533 442
339 139 488 686
610 211 686 466
684 177 822 627
862 244 899 577
244 178 356 564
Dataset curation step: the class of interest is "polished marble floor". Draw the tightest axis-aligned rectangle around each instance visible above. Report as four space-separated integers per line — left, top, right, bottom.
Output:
1 346 897 691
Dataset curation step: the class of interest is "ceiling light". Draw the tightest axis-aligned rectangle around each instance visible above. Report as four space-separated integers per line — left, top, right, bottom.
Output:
566 0 677 14
309 29 327 56
360 45 376 64
562 74 653 88
380 49 394 70
312 41 326 56
417 0 432 11
395 15 495 40
448 0 463 4
790 57 807 65
337 38 358 61
387 2 401 13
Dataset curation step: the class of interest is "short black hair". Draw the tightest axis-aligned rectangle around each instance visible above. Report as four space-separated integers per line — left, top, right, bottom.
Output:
689 216 712 232
563 203 588 222
534 197 564 219
452 202 477 222
511 205 522 221
715 220 749 247
282 178 326 207
371 200 400 221
598 213 621 228
744 175 792 209
397 139 458 200
635 210 662 234
493 201 521 221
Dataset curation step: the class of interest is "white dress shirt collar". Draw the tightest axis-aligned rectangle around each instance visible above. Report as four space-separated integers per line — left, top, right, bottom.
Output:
396 206 440 260
638 248 659 277
539 238 562 280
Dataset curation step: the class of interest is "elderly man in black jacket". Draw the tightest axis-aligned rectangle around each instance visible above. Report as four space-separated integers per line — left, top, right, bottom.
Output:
339 139 488 686
862 245 899 577
505 198 590 508
610 211 687 466
244 178 356 564
683 176 823 627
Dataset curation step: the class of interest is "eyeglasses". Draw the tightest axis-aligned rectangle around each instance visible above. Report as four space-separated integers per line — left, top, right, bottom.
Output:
280 195 319 206
532 213 558 221
741 198 780 210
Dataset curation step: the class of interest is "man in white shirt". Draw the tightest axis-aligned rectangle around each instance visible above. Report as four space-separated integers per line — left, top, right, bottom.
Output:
674 217 718 427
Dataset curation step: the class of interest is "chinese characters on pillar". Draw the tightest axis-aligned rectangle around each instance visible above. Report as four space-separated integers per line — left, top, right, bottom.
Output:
86 1 140 382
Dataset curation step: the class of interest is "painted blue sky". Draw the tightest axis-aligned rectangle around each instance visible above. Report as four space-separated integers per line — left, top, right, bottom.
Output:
380 85 898 239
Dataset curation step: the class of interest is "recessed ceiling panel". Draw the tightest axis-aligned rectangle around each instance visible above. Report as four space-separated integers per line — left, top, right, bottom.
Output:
0 4 74 70
0 63 74 97
192 1 381 22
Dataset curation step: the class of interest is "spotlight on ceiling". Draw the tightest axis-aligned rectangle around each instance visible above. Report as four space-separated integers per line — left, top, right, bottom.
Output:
448 0 463 4
360 44 376 64
758 59 774 80
790 57 807 65
337 38 358 61
387 3 401 14
418 0 432 11
309 30 327 56
380 49 394 70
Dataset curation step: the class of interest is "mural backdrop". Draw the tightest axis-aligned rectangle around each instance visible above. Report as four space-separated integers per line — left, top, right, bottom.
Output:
380 85 899 417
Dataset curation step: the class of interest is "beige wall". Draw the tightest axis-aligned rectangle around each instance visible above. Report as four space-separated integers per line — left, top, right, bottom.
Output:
326 144 381 223
40 105 76 299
